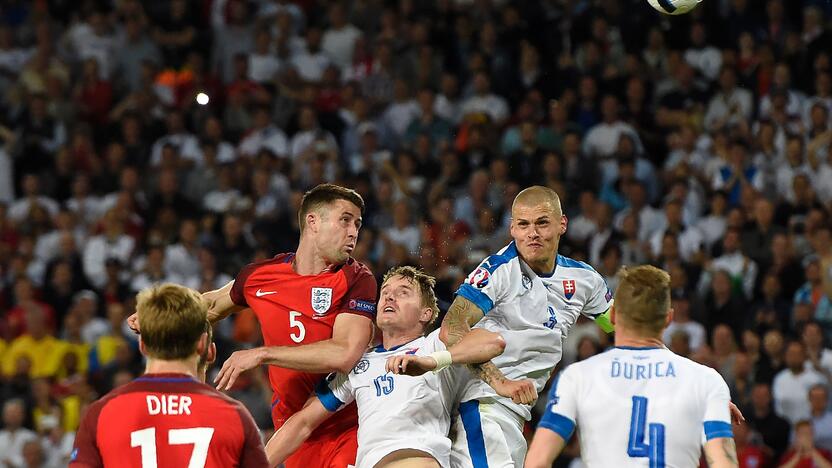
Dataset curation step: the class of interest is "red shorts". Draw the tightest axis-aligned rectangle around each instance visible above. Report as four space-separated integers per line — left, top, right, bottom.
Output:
284 425 358 468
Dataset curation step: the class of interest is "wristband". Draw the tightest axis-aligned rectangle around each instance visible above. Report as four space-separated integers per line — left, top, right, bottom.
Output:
430 350 453 373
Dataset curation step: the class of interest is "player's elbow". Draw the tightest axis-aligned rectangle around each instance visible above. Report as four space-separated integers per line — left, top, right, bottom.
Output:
332 349 362 374
487 333 507 357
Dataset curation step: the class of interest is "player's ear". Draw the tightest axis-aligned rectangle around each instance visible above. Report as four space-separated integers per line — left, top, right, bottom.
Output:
559 214 568 235
196 332 209 356
665 308 674 329
305 212 318 233
421 307 432 324
207 342 217 365
609 305 617 325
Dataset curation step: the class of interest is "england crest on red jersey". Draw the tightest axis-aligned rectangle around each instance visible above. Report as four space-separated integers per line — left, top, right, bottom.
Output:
311 287 333 315
563 280 576 300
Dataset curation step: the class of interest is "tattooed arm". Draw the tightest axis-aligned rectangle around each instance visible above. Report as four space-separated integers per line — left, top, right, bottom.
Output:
703 437 739 468
439 296 538 405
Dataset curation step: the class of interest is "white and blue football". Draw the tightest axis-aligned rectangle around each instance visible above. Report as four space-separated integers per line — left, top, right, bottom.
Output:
647 0 702 15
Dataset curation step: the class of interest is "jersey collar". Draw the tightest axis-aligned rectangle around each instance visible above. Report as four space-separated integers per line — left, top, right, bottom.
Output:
372 335 423 353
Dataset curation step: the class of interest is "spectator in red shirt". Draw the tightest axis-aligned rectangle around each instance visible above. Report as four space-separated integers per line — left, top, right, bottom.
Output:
779 420 832 468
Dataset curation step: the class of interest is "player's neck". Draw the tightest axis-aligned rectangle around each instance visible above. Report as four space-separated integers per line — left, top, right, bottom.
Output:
522 254 556 276
381 329 422 350
615 327 665 349
145 357 199 378
294 238 334 275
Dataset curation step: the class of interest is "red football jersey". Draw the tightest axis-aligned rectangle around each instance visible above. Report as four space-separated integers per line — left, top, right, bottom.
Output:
69 373 268 468
230 253 377 439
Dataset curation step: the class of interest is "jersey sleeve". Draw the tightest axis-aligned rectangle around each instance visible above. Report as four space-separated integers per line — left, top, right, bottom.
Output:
315 372 355 412
341 263 378 319
236 405 269 467
581 272 613 319
230 254 293 306
455 257 512 315
538 366 579 442
69 401 104 467
701 368 733 442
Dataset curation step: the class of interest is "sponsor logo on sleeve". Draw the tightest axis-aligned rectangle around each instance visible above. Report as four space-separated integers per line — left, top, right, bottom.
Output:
468 267 490 289
605 288 613 302
353 360 370 374
349 299 376 314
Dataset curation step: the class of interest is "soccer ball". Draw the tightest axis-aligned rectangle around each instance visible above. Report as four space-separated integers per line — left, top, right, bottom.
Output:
647 0 702 15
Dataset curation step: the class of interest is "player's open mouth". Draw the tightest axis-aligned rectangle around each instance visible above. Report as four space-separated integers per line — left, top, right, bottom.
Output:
382 306 396 314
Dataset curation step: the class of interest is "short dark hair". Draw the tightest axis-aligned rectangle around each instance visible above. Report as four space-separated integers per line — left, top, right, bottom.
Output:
298 184 365 232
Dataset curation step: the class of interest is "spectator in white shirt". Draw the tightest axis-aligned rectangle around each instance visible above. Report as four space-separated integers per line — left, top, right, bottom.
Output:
149 111 201 167
613 183 664 242
289 105 338 160
81 210 135 289
684 22 722 82
291 26 331 83
382 79 420 139
701 228 758 299
649 199 704 261
164 219 202 283
238 105 288 158
759 63 806 119
434 72 463 124
460 72 509 125
662 292 706 352
583 94 644 161
704 67 753 131
696 190 728 249
809 385 832 451
380 200 421 258
8 174 59 223
0 399 37 468
130 245 185 294
804 321 832 381
776 135 811 203
321 3 361 70
248 28 281 84
773 340 827 424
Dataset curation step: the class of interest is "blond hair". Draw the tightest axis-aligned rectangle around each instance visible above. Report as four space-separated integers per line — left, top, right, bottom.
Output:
298 184 365 232
137 283 208 360
382 266 440 326
614 265 671 336
512 185 562 217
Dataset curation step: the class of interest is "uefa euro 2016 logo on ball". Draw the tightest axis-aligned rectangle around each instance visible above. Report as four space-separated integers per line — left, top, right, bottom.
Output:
647 0 702 15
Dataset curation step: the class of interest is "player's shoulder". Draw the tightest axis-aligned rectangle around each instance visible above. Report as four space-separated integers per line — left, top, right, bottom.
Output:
555 254 602 280
664 349 727 385
240 252 295 278
476 242 521 274
340 257 376 283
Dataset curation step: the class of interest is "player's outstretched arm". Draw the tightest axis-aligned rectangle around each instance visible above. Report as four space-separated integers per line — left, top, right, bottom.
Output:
215 313 371 390
126 280 243 334
387 329 506 376
439 296 537 404
204 280 246 324
265 398 333 467
525 427 567 468
703 437 739 468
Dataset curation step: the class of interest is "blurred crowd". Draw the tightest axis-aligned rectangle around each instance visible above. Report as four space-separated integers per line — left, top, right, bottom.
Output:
1 0 832 466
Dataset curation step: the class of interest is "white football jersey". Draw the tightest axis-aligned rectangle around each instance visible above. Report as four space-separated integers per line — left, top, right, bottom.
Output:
316 330 453 468
455 242 612 420
540 347 733 468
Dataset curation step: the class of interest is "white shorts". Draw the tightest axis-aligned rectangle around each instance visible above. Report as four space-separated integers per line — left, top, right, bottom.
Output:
449 399 527 468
